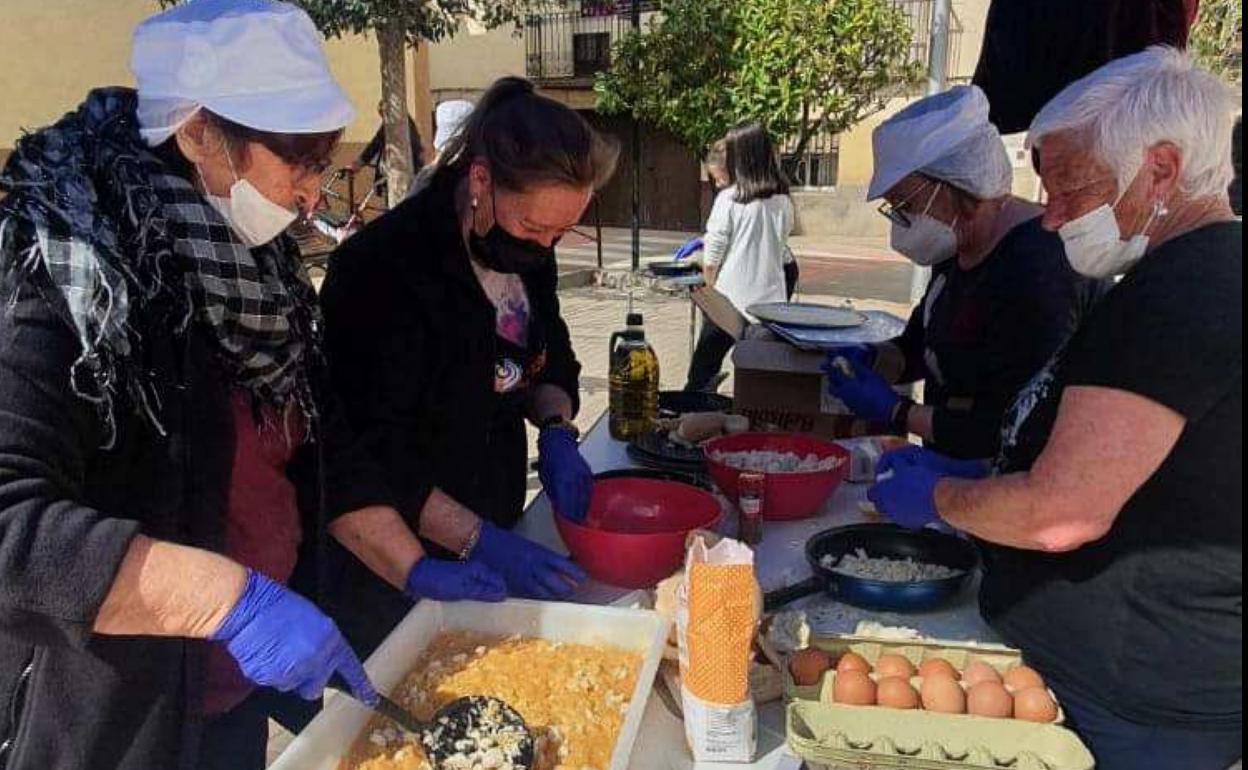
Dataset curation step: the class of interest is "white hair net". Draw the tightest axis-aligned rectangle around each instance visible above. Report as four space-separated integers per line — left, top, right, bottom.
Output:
136 97 201 147
868 85 1012 201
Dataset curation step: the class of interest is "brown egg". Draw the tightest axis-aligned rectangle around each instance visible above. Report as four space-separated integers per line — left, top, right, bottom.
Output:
1003 665 1046 692
833 670 878 706
917 657 959 680
1014 687 1059 722
962 660 1004 688
920 674 966 714
876 676 920 709
788 648 833 687
836 651 873 675
875 653 917 680
967 681 1014 718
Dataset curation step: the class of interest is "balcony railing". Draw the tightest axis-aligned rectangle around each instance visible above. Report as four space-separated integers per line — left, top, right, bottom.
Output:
525 0 962 86
525 2 649 83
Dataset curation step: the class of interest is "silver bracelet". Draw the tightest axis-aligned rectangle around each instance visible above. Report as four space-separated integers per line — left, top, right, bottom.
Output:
458 520 483 561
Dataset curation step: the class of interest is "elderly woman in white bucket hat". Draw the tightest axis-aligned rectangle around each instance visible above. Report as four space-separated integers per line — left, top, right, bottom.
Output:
0 2 507 768
824 85 1106 461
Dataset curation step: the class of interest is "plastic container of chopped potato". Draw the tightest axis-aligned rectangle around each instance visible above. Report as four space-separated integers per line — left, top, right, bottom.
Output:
270 599 669 770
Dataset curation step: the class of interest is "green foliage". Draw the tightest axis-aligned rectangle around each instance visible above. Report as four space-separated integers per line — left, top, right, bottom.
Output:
594 0 920 157
1189 0 1243 86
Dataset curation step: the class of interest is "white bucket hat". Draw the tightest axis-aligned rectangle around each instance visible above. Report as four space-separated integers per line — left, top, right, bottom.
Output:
131 0 355 146
867 85 1012 201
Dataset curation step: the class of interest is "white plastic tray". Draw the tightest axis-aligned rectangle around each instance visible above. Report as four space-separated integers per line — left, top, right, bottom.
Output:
271 599 669 770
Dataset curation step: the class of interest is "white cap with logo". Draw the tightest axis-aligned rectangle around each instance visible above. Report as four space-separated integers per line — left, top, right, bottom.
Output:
131 0 355 146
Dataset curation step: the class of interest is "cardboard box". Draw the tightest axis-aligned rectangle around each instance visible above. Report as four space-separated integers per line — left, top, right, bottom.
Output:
731 336 901 440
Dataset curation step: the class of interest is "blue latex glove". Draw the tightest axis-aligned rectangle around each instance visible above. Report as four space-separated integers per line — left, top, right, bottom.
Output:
213 570 377 705
538 426 593 523
882 445 991 480
404 556 508 603
821 352 901 423
673 237 704 261
823 344 877 369
473 522 588 600
867 447 944 529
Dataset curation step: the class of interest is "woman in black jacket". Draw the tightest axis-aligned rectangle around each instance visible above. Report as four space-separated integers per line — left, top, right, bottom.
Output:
320 77 619 654
0 3 499 769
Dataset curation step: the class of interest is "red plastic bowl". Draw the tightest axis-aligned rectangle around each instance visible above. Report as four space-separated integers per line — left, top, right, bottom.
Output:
555 477 722 589
703 432 850 521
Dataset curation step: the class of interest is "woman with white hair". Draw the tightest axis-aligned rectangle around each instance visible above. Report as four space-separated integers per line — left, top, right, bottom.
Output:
0 1 508 767
824 85 1105 459
869 47 1241 769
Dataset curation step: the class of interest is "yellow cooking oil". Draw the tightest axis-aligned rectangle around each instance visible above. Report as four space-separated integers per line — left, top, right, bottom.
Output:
608 312 660 441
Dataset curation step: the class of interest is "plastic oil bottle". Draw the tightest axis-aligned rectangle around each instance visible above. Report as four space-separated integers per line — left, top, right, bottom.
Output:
608 312 660 441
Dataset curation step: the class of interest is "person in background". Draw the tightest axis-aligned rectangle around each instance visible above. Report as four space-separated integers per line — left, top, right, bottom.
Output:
869 47 1241 770
0 2 504 769
348 99 426 194
320 77 618 656
683 122 795 392
675 137 800 298
824 85 1105 459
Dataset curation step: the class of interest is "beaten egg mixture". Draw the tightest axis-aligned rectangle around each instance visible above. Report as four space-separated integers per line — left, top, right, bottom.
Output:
341 631 643 770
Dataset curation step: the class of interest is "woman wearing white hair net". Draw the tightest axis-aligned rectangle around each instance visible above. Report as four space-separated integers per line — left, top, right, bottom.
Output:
824 86 1105 460
0 1 510 768
869 48 1241 770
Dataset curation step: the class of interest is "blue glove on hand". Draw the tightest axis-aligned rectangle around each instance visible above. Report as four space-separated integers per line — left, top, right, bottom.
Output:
824 344 878 370
867 447 945 529
673 237 705 261
213 570 377 705
538 426 593 523
473 522 588 600
882 445 991 480
404 556 507 603
821 352 901 424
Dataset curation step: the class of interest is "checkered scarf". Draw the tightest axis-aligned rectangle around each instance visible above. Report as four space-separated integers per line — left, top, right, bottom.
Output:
0 88 319 446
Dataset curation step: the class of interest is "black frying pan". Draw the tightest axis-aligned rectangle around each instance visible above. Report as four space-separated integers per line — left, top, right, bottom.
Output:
658 390 732 417
593 467 711 491
646 259 701 278
763 524 979 613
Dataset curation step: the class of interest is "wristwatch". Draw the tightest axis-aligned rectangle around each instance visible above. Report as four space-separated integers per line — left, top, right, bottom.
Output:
539 415 580 439
889 399 916 436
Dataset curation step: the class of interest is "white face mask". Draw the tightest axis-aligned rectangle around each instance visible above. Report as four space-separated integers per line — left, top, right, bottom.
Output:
1059 192 1166 279
889 182 959 266
202 147 299 248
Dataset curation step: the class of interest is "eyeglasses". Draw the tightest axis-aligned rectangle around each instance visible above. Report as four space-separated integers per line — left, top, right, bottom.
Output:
878 180 940 229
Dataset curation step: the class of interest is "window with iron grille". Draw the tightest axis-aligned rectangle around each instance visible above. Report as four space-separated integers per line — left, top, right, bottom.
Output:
782 132 840 190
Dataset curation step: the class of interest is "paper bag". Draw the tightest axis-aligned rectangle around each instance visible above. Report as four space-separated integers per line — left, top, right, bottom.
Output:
676 535 758 762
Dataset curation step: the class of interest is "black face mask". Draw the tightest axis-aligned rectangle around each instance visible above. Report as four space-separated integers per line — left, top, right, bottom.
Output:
469 187 558 274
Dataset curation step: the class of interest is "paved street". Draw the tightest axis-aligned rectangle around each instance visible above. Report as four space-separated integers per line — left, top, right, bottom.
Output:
557 226 916 303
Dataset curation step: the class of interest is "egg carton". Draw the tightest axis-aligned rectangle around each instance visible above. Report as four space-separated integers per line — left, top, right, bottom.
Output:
788 700 1094 770
784 634 1028 702
800 670 1067 725
782 635 1092 770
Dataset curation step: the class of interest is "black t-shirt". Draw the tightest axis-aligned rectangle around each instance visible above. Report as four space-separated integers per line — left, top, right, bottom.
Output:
894 217 1107 459
983 221 1243 728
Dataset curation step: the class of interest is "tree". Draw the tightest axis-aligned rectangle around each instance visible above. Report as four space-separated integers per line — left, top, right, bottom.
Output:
1189 0 1242 86
594 0 919 162
159 0 528 206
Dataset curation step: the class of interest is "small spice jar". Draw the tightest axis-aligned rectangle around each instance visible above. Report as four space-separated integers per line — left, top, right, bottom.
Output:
737 472 765 545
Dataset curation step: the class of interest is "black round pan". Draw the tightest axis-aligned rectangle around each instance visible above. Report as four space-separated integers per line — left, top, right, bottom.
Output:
763 524 979 613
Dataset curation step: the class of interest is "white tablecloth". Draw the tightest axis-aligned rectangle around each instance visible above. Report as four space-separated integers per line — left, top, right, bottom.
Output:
515 414 999 770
